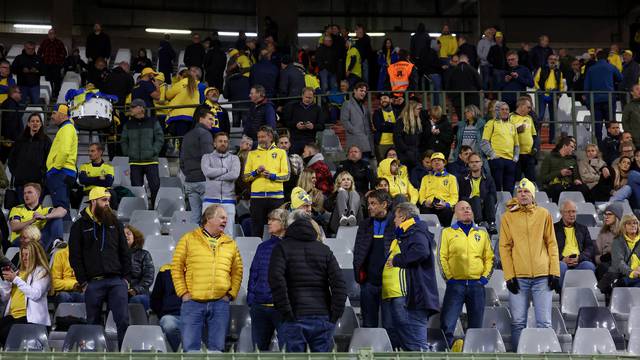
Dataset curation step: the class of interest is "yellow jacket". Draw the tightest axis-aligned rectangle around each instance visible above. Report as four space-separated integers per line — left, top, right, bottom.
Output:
346 47 362 78
165 77 201 124
243 143 290 198
439 224 494 280
608 53 623 72
499 198 560 281
438 35 458 58
154 83 170 117
51 247 77 292
418 170 459 207
171 228 243 301
378 158 418 203
46 120 78 177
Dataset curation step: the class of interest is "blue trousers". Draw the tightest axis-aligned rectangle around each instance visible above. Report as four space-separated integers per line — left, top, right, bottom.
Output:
180 298 229 352
55 291 85 304
279 315 335 352
129 294 150 311
385 296 429 351
489 158 517 192
19 85 40 105
440 281 485 347
45 172 73 211
360 282 382 328
159 315 181 352
250 304 282 351
538 95 557 143
509 277 552 350
85 277 130 347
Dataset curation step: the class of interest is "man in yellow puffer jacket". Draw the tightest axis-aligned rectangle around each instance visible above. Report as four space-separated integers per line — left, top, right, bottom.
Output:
45 104 78 211
171 204 243 352
499 178 560 349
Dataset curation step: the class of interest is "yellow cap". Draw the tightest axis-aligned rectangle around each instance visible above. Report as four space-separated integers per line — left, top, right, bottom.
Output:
624 50 633 57
430 152 447 163
86 187 111 202
291 187 312 210
140 67 158 77
588 48 596 55
514 178 536 198
228 49 240 57
154 72 165 82
53 103 69 115
205 87 219 96
495 31 503 38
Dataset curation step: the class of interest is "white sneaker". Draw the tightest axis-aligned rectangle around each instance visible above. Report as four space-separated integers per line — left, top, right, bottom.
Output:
339 215 350 226
346 214 357 226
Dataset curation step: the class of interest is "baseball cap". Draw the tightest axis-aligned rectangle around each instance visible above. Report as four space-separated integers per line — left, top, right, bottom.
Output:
53 104 69 115
130 98 146 108
140 67 158 77
86 187 111 202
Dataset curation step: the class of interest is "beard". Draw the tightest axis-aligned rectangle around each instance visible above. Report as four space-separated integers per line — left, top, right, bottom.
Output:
94 203 117 226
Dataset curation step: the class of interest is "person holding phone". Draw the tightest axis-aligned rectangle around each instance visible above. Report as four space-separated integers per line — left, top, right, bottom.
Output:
554 200 596 285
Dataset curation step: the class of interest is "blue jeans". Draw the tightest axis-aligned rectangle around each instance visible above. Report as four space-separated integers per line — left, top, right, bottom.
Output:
184 181 205 224
480 65 491 91
538 94 557 143
85 277 130 347
509 277 553 350
19 85 40 105
381 297 400 349
428 73 442 106
620 277 640 287
360 282 382 327
592 102 609 148
45 172 73 210
160 315 181 352
489 158 517 192
279 315 335 352
614 170 640 208
55 291 85 304
440 281 485 347
559 260 596 286
386 296 429 351
180 298 230 352
250 304 282 351
319 69 337 93
129 294 150 311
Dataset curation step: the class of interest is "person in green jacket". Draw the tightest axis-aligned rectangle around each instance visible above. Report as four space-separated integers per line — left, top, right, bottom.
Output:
121 99 164 206
621 84 640 149
538 137 590 203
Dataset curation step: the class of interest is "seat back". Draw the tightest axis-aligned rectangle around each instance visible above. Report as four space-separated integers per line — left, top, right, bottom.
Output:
5 324 49 351
54 303 87 328
629 329 640 355
571 328 617 355
336 226 358 248
228 305 251 341
563 269 598 289
482 306 512 336
576 307 622 337
462 328 506 353
117 197 148 221
120 325 168 352
516 328 561 354
62 324 109 352
487 270 508 301
629 306 640 335
610 287 640 317
129 210 160 224
561 287 598 317
348 328 393 352
426 328 449 352
558 191 586 204
335 306 359 336
341 268 360 306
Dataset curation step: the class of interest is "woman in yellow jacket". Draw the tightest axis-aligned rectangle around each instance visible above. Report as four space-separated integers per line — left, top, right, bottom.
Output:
171 204 243 352
378 158 418 203
165 72 200 138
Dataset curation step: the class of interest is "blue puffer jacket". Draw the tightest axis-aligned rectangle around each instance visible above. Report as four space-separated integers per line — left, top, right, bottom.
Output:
247 235 282 305
584 59 622 103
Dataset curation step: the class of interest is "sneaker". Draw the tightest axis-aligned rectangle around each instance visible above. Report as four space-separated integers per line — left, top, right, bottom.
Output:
346 214 357 226
339 215 350 226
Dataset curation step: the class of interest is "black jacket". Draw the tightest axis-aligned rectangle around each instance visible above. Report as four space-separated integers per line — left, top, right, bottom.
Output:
204 47 227 90
487 44 509 70
250 60 279 98
268 219 347 322
421 113 454 158
602 135 621 166
353 212 395 285
0 98 24 142
8 131 51 186
102 67 134 106
457 43 478 68
68 208 131 285
393 117 423 169
179 123 214 182
223 73 250 106
130 248 154 295
11 52 43 86
553 221 595 263
158 40 176 76
418 47 442 75
445 62 482 91
316 45 338 74
86 32 111 60
283 102 325 147
184 43 205 68
620 60 640 92
279 63 306 98
150 266 181 317
457 170 497 206
334 159 375 195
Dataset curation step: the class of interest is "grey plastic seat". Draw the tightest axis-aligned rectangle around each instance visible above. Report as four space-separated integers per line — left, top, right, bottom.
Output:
527 306 572 352
629 329 640 355
561 287 599 331
576 306 625 350
516 328 561 354
148 250 173 276
232 286 247 305
539 203 561 222
117 197 148 221
170 211 195 225
54 303 87 327
628 306 640 338
462 328 506 353
487 270 508 302
154 187 185 209
427 314 464 338
123 186 148 200
5 324 49 351
144 235 176 252
4 247 19 262
572 328 617 355
334 306 359 351
325 237 353 255
588 227 601 242
563 270 604 302
576 214 597 227
335 252 354 268
236 325 254 353
158 158 170 177
62 324 109 352
336 226 358 248
348 328 393 352
485 287 501 307
159 177 182 189
342 268 360 307
610 287 640 323
121 325 168 352
169 223 198 241
418 213 441 227
535 191 550 204
130 221 162 237
558 191 586 205
106 303 149 338
129 210 160 225
426 328 449 352
482 306 512 350
228 305 251 342
496 191 512 205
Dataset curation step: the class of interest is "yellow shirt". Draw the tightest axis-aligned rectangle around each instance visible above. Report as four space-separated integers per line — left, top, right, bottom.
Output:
382 239 406 299
237 55 251 77
562 226 580 258
9 204 52 241
509 113 537 155
608 53 623 72
438 34 458 58
626 235 640 278
534 68 565 92
470 177 481 198
482 119 519 160
78 161 115 193
379 110 396 145
346 47 362 78
9 272 26 318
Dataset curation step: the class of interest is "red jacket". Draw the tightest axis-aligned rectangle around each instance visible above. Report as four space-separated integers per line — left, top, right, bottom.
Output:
38 38 67 65
306 153 334 195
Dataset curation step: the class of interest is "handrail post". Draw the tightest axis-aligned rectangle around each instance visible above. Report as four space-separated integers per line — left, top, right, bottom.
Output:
570 91 577 144
589 92 596 144
552 91 557 140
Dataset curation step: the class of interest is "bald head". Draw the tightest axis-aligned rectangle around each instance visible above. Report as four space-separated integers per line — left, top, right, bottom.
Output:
560 200 577 226
454 201 474 224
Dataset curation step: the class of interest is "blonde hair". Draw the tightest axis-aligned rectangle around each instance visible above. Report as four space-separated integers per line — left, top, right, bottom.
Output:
430 105 443 120
19 241 50 280
463 104 481 123
334 171 355 192
297 169 324 211
621 214 639 236
20 225 42 244
601 214 621 237
399 100 423 135
585 143 602 160
614 156 631 190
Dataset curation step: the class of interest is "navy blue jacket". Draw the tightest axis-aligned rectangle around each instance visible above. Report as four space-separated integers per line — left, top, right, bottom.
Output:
250 59 279 98
353 212 395 285
248 235 282 306
392 219 439 314
500 65 534 106
150 266 181 317
446 158 468 179
223 73 250 107
410 164 430 189
584 59 622 103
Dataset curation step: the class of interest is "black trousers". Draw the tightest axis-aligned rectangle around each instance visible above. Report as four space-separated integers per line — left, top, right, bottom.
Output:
250 198 284 237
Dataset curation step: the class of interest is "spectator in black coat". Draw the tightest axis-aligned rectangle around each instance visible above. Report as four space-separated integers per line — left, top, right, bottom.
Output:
132 48 153 74
487 33 509 89
554 200 596 285
86 24 111 62
0 86 23 163
204 41 226 90
184 33 205 69
456 153 497 230
269 211 347 353
456 35 478 68
517 42 532 70
334 145 375 195
418 43 444 92
410 23 428 63
279 55 306 100
394 100 424 170
621 50 640 106
282 88 325 154
8 112 51 195
250 50 279 98
223 63 251 111
530 35 553 71
421 105 454 159
316 37 339 92
447 145 472 178
102 62 134 107
86 57 109 90
11 42 42 104
602 121 622 166
158 36 176 84
566 59 585 97
150 265 181 351
63 48 88 79
445 54 482 111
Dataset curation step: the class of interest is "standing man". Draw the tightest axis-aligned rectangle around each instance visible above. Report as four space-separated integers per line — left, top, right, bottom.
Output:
243 126 289 237
341 82 373 159
0 60 16 104
584 50 622 147
38 28 67 97
86 23 111 62
622 84 640 149
11 41 42 104
439 201 494 348
282 87 325 155
499 179 560 350
183 33 205 70
46 104 77 212
243 85 276 142
171 205 243 352
534 54 564 144
353 190 394 329
477 28 495 91
0 86 23 163
530 35 553 71
482 101 519 192
121 99 164 207
180 106 214 223
510 98 538 182
500 51 534 110
68 187 130 347
372 93 399 161
384 202 439 351
202 132 241 234
620 50 640 107
554 200 596 285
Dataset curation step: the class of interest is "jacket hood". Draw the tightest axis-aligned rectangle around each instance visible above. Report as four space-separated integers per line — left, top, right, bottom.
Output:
284 219 319 243
378 158 398 177
306 152 325 167
506 197 537 212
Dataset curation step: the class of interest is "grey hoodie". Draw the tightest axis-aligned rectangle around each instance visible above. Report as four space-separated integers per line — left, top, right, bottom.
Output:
201 150 241 202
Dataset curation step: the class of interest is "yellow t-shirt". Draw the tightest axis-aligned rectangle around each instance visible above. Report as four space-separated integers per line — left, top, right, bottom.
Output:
237 55 251 77
562 226 580 258
9 272 26 318
482 119 519 160
470 177 481 198
509 113 537 155
626 235 640 277
380 110 396 145
382 239 406 299
9 204 52 241
346 47 362 78
204 231 219 252
78 161 115 193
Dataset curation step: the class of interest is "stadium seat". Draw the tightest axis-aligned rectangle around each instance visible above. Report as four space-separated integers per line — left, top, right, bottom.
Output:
419 213 440 227
169 222 198 240
148 249 173 276
587 227 600 241
129 210 160 224
334 306 360 351
482 306 512 350
131 220 162 237
106 304 149 344
5 324 49 351
159 177 182 188
336 226 358 248
485 287 501 307
117 197 148 221
496 191 512 205
572 328 617 355
236 325 254 353
348 328 393 352
170 211 195 225
156 198 186 222
121 325 169 352
342 268 360 307
430 226 442 245
228 305 251 342
158 158 170 177
628 306 640 339
558 191 586 205
325 237 353 254
527 306 572 352
334 252 354 268
576 214 597 227
236 237 262 259
62 324 109 352
629 329 640 355
321 130 342 153
154 188 185 209
516 328 561 354
144 235 176 252
561 287 599 332
462 328 506 353
426 328 449 352
610 287 640 336
53 303 87 328
5 247 20 262
124 186 148 200
114 48 131 64
539 203 561 222
232 286 247 305
576 307 625 350
487 270 508 302
563 269 604 302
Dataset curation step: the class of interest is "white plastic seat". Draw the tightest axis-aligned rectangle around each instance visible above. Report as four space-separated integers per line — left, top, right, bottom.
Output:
169 223 198 241
563 269 604 302
336 226 358 249
114 48 132 64
629 329 640 355
121 325 168 352
463 328 506 353
487 269 508 302
170 211 195 225
325 237 353 254
129 210 160 224
517 328 562 354
348 328 393 352
130 221 162 237
144 235 176 252
154 187 185 209
558 191 586 205
572 328 617 355
482 306 512 351
610 287 640 328
418 213 440 227
561 287 599 332
117 197 148 221
628 306 640 339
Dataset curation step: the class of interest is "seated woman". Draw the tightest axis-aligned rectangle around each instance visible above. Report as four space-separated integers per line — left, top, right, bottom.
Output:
125 225 155 310
609 214 640 288
325 172 362 233
378 147 408 179
297 169 326 225
579 144 613 202
0 241 51 347
595 203 622 280
377 158 418 204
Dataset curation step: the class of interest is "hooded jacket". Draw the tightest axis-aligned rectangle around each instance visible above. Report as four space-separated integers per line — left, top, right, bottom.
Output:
378 158 418 203
305 152 334 195
268 219 347 322
202 150 241 202
180 123 214 183
499 198 560 281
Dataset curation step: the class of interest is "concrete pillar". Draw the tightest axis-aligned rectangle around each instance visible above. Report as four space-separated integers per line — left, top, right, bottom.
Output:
256 0 298 54
477 0 501 37
51 0 74 50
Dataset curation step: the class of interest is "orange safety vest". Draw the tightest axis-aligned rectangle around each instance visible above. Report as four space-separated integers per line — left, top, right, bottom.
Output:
387 61 414 95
